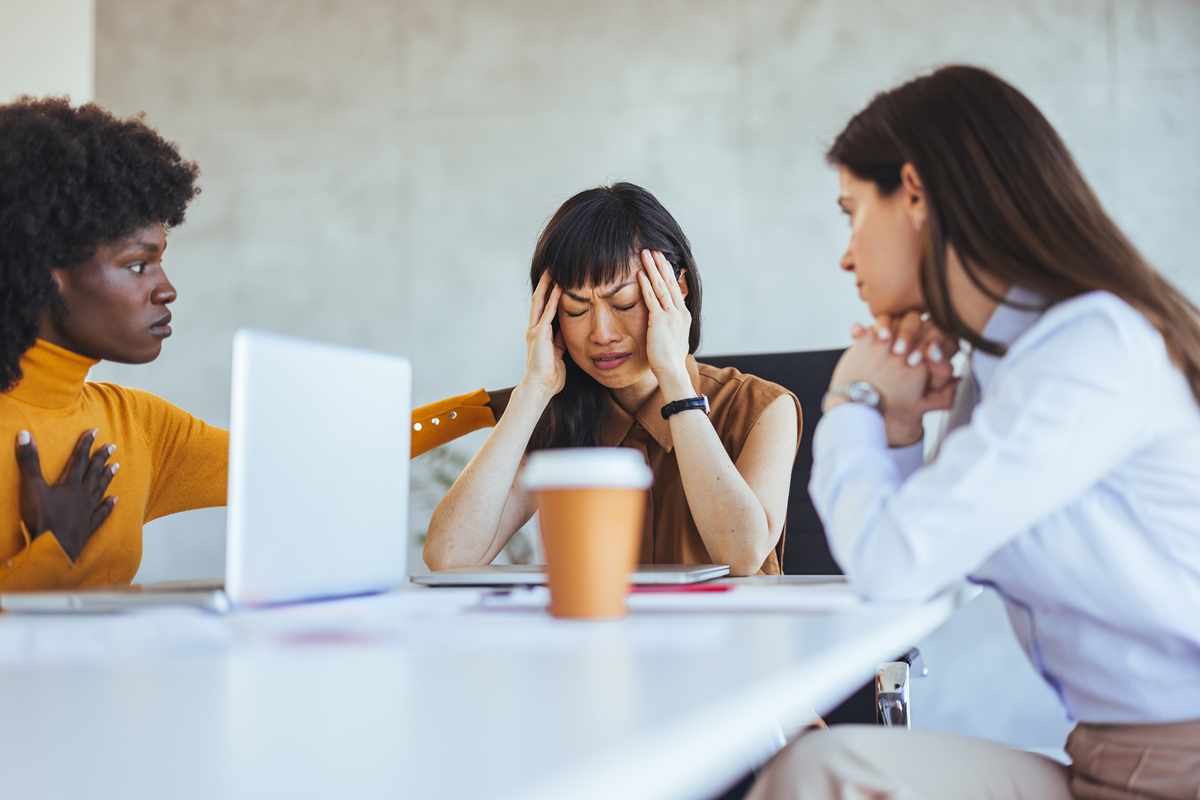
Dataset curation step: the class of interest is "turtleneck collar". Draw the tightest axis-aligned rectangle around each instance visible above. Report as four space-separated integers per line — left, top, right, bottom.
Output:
6 339 99 410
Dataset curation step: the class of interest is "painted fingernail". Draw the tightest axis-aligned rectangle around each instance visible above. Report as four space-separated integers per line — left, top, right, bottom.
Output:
110 463 120 474
928 342 944 363
107 444 116 455
907 349 923 367
17 430 30 445
877 327 890 341
892 339 907 355
111 496 119 505
90 428 98 438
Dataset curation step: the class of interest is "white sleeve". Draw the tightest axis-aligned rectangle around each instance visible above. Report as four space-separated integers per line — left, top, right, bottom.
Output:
889 438 925 478
809 298 1160 601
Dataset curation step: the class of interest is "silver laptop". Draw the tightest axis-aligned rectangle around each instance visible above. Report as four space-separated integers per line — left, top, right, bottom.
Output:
1 328 411 613
411 563 730 586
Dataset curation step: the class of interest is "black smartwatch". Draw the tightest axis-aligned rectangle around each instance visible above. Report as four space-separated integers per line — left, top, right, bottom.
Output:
661 395 710 420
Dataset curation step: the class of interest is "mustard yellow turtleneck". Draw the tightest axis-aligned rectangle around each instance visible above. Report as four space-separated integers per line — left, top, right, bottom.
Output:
1 340 501 591
0 340 229 590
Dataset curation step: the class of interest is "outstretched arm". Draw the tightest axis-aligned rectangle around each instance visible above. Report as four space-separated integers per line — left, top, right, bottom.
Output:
411 389 513 459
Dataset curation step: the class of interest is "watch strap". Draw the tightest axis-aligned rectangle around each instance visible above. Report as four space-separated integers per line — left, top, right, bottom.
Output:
661 395 710 419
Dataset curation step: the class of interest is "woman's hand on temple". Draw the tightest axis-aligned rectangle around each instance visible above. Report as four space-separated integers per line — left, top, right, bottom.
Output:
520 271 567 403
637 249 693 399
426 272 562 570
16 429 118 562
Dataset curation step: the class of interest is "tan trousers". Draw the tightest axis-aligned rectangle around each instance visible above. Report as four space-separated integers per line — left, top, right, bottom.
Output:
746 719 1200 800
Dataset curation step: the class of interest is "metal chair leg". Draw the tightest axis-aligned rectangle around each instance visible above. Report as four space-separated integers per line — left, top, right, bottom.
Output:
876 648 927 727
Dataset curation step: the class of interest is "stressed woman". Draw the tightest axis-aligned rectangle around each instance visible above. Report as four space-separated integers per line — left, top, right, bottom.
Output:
424 183 801 577
748 66 1200 800
0 97 506 592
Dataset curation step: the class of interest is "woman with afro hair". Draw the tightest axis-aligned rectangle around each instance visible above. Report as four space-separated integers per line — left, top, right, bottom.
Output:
0 97 502 591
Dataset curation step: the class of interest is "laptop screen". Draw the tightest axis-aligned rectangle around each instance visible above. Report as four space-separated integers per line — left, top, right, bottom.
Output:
226 329 411 606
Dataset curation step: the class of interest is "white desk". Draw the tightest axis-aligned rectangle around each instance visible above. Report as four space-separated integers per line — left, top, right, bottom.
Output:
0 578 973 800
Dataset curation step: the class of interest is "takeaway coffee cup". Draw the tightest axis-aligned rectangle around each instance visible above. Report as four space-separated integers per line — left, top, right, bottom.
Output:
521 448 653 619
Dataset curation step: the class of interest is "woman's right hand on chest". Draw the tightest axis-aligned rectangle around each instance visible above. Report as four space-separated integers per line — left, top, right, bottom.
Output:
521 271 567 402
15 428 119 562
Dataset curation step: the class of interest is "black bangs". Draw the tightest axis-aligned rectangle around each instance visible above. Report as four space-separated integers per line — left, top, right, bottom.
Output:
530 183 695 291
535 189 642 291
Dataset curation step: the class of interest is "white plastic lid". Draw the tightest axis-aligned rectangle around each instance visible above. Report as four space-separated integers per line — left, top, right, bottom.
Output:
521 447 653 491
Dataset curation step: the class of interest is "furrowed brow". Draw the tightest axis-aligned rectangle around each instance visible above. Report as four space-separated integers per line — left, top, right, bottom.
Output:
563 280 637 303
601 280 637 299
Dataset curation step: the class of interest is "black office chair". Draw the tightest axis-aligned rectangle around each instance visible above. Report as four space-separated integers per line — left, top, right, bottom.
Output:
699 349 843 576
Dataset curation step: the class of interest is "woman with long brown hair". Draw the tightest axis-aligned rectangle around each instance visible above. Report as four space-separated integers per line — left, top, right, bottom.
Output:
749 66 1200 799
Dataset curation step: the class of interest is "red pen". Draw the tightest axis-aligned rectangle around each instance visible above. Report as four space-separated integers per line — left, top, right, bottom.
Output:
629 582 735 594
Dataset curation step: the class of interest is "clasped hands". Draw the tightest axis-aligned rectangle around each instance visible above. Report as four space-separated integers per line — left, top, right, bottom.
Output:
828 311 961 447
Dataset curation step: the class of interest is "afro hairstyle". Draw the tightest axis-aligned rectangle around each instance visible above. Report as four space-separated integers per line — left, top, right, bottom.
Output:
0 96 199 391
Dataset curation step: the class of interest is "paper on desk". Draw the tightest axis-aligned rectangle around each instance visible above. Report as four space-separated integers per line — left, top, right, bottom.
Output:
227 587 487 646
478 583 862 613
0 607 238 665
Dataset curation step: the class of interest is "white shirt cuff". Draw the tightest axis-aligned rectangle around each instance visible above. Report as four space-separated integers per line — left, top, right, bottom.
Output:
888 438 925 479
813 401 887 457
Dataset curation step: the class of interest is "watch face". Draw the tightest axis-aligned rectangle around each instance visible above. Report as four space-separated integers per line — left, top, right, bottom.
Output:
848 381 881 409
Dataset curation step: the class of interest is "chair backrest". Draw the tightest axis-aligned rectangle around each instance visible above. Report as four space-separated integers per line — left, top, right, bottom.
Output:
699 349 845 575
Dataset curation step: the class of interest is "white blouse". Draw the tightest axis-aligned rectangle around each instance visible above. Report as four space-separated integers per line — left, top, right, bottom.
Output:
810 287 1200 724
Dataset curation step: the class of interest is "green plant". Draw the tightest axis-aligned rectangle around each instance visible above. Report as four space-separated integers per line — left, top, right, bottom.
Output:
411 445 538 566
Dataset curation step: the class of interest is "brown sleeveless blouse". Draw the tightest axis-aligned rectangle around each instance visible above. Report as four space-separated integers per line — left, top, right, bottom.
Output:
596 356 801 575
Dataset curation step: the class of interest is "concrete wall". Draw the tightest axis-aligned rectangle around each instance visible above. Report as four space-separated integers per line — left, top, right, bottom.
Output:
0 0 95 102
85 0 1197 753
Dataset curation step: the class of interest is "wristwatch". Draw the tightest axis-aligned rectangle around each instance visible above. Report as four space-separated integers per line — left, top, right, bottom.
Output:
661 395 710 419
822 381 884 414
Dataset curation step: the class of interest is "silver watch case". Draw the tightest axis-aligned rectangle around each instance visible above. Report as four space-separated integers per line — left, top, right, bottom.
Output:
825 380 884 414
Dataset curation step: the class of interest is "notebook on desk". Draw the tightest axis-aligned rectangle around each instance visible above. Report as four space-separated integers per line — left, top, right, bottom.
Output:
411 563 730 587
1 328 412 614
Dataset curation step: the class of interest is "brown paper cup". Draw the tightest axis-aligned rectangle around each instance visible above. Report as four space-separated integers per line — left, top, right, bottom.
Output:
522 449 653 619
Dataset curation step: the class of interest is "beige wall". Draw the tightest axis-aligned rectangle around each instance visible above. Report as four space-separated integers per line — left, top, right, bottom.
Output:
0 0 94 102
